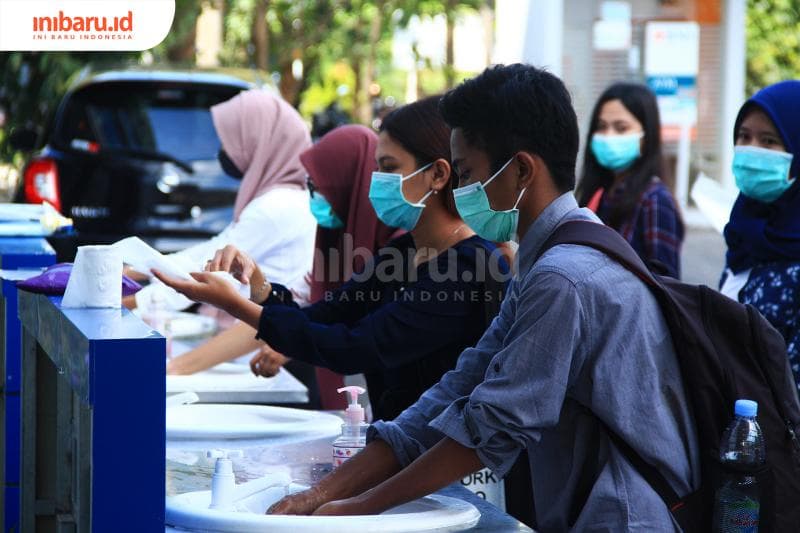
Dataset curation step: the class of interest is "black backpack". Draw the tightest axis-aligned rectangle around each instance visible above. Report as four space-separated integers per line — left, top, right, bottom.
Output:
539 220 800 532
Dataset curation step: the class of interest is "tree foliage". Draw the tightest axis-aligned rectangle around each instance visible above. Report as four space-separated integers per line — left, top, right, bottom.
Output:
0 0 202 161
746 0 800 94
149 0 205 64
0 52 140 161
220 0 486 114
0 0 491 163
221 0 341 106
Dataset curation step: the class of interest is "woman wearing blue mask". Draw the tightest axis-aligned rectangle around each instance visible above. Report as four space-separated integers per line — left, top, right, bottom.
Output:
721 80 800 392
154 95 510 422
166 125 398 412
576 83 684 278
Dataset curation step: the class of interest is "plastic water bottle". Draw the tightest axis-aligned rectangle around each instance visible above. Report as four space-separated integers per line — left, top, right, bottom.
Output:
712 399 766 533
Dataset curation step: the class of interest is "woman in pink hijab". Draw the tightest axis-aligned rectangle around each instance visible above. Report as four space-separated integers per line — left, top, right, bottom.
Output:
131 89 320 404
132 89 317 313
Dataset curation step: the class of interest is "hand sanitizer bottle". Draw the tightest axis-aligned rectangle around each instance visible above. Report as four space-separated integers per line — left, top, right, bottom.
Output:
332 386 368 468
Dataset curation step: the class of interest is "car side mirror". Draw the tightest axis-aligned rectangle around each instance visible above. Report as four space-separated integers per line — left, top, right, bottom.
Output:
8 128 38 152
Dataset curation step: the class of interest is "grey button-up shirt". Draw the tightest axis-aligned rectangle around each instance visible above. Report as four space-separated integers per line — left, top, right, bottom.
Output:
370 193 700 531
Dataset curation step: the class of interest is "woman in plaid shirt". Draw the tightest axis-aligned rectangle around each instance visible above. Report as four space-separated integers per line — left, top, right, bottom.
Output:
576 83 684 278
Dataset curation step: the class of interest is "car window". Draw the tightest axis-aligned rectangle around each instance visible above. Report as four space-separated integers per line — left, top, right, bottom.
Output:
57 82 243 161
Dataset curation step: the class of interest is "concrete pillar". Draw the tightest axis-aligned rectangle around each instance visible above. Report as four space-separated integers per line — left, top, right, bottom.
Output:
196 1 223 68
719 0 746 188
523 0 564 75
493 0 530 65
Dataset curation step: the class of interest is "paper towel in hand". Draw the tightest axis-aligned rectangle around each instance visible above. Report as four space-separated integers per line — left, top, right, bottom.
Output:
112 236 244 290
62 245 123 308
111 237 193 280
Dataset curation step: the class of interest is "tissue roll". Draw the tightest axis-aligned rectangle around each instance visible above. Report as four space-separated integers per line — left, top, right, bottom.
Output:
62 245 123 308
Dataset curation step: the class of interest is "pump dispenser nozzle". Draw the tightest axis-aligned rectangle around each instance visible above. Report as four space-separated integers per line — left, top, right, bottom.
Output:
333 386 368 468
337 386 366 425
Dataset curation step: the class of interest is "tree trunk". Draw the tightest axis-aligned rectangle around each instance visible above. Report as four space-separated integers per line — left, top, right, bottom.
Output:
166 10 197 63
445 0 457 89
167 28 197 63
355 2 384 124
482 1 495 68
350 57 361 116
279 61 303 106
253 0 270 71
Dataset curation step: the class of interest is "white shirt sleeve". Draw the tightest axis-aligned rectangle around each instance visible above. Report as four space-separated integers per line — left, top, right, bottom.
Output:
136 188 316 312
720 268 752 301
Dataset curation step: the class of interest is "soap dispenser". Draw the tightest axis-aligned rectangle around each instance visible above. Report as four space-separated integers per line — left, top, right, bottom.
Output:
207 449 243 510
332 386 368 468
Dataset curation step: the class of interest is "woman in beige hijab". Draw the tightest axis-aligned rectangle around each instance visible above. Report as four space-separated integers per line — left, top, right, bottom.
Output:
131 89 316 313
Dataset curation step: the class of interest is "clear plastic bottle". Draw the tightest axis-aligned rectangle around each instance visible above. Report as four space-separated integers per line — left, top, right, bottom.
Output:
712 399 766 533
332 386 368 468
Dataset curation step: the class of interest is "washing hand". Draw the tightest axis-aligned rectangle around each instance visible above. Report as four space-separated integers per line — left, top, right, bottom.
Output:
250 344 290 378
266 486 327 515
313 495 377 516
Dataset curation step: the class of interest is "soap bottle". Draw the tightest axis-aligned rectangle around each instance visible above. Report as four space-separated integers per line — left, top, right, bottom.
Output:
332 386 368 468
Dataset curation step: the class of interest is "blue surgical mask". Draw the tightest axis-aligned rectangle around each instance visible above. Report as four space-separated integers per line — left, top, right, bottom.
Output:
368 163 433 230
453 158 524 242
590 133 642 171
733 145 795 203
309 191 344 229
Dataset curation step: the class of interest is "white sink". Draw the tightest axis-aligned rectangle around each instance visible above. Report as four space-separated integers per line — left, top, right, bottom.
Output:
165 365 308 402
166 404 343 441
204 362 252 375
166 477 480 532
166 366 262 393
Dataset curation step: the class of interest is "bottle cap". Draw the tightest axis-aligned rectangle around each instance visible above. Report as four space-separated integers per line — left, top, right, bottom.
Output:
337 386 366 425
734 399 758 417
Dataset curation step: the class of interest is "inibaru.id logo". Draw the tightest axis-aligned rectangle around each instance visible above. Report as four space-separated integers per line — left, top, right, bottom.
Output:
33 10 133 40
0 0 173 51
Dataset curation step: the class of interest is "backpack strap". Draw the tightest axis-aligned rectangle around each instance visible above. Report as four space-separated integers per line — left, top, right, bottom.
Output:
537 220 658 287
466 240 508 329
536 219 684 511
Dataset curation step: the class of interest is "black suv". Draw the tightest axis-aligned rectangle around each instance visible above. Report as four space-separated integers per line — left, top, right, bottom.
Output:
13 69 255 256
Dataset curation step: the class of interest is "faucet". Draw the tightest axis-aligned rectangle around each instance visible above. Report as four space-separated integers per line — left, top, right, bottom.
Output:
207 449 244 511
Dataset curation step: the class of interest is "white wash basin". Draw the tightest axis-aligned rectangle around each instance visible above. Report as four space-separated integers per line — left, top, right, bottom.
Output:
203 362 251 375
166 365 307 401
166 404 343 441
166 366 261 393
166 477 481 532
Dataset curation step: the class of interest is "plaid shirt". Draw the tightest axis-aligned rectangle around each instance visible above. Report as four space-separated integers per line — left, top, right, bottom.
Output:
597 178 684 278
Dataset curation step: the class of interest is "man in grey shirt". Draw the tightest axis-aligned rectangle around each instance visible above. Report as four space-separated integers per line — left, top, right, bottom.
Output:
268 64 700 531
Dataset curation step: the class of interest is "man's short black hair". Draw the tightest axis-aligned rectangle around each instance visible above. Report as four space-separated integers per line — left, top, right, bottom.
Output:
439 63 579 192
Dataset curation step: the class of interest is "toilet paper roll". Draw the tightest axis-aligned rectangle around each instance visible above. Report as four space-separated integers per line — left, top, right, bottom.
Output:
62 245 123 308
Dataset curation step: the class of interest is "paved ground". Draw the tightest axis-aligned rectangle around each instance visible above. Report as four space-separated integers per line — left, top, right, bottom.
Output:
681 208 727 287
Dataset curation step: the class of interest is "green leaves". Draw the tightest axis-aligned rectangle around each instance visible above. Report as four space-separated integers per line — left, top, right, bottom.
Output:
746 0 800 94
